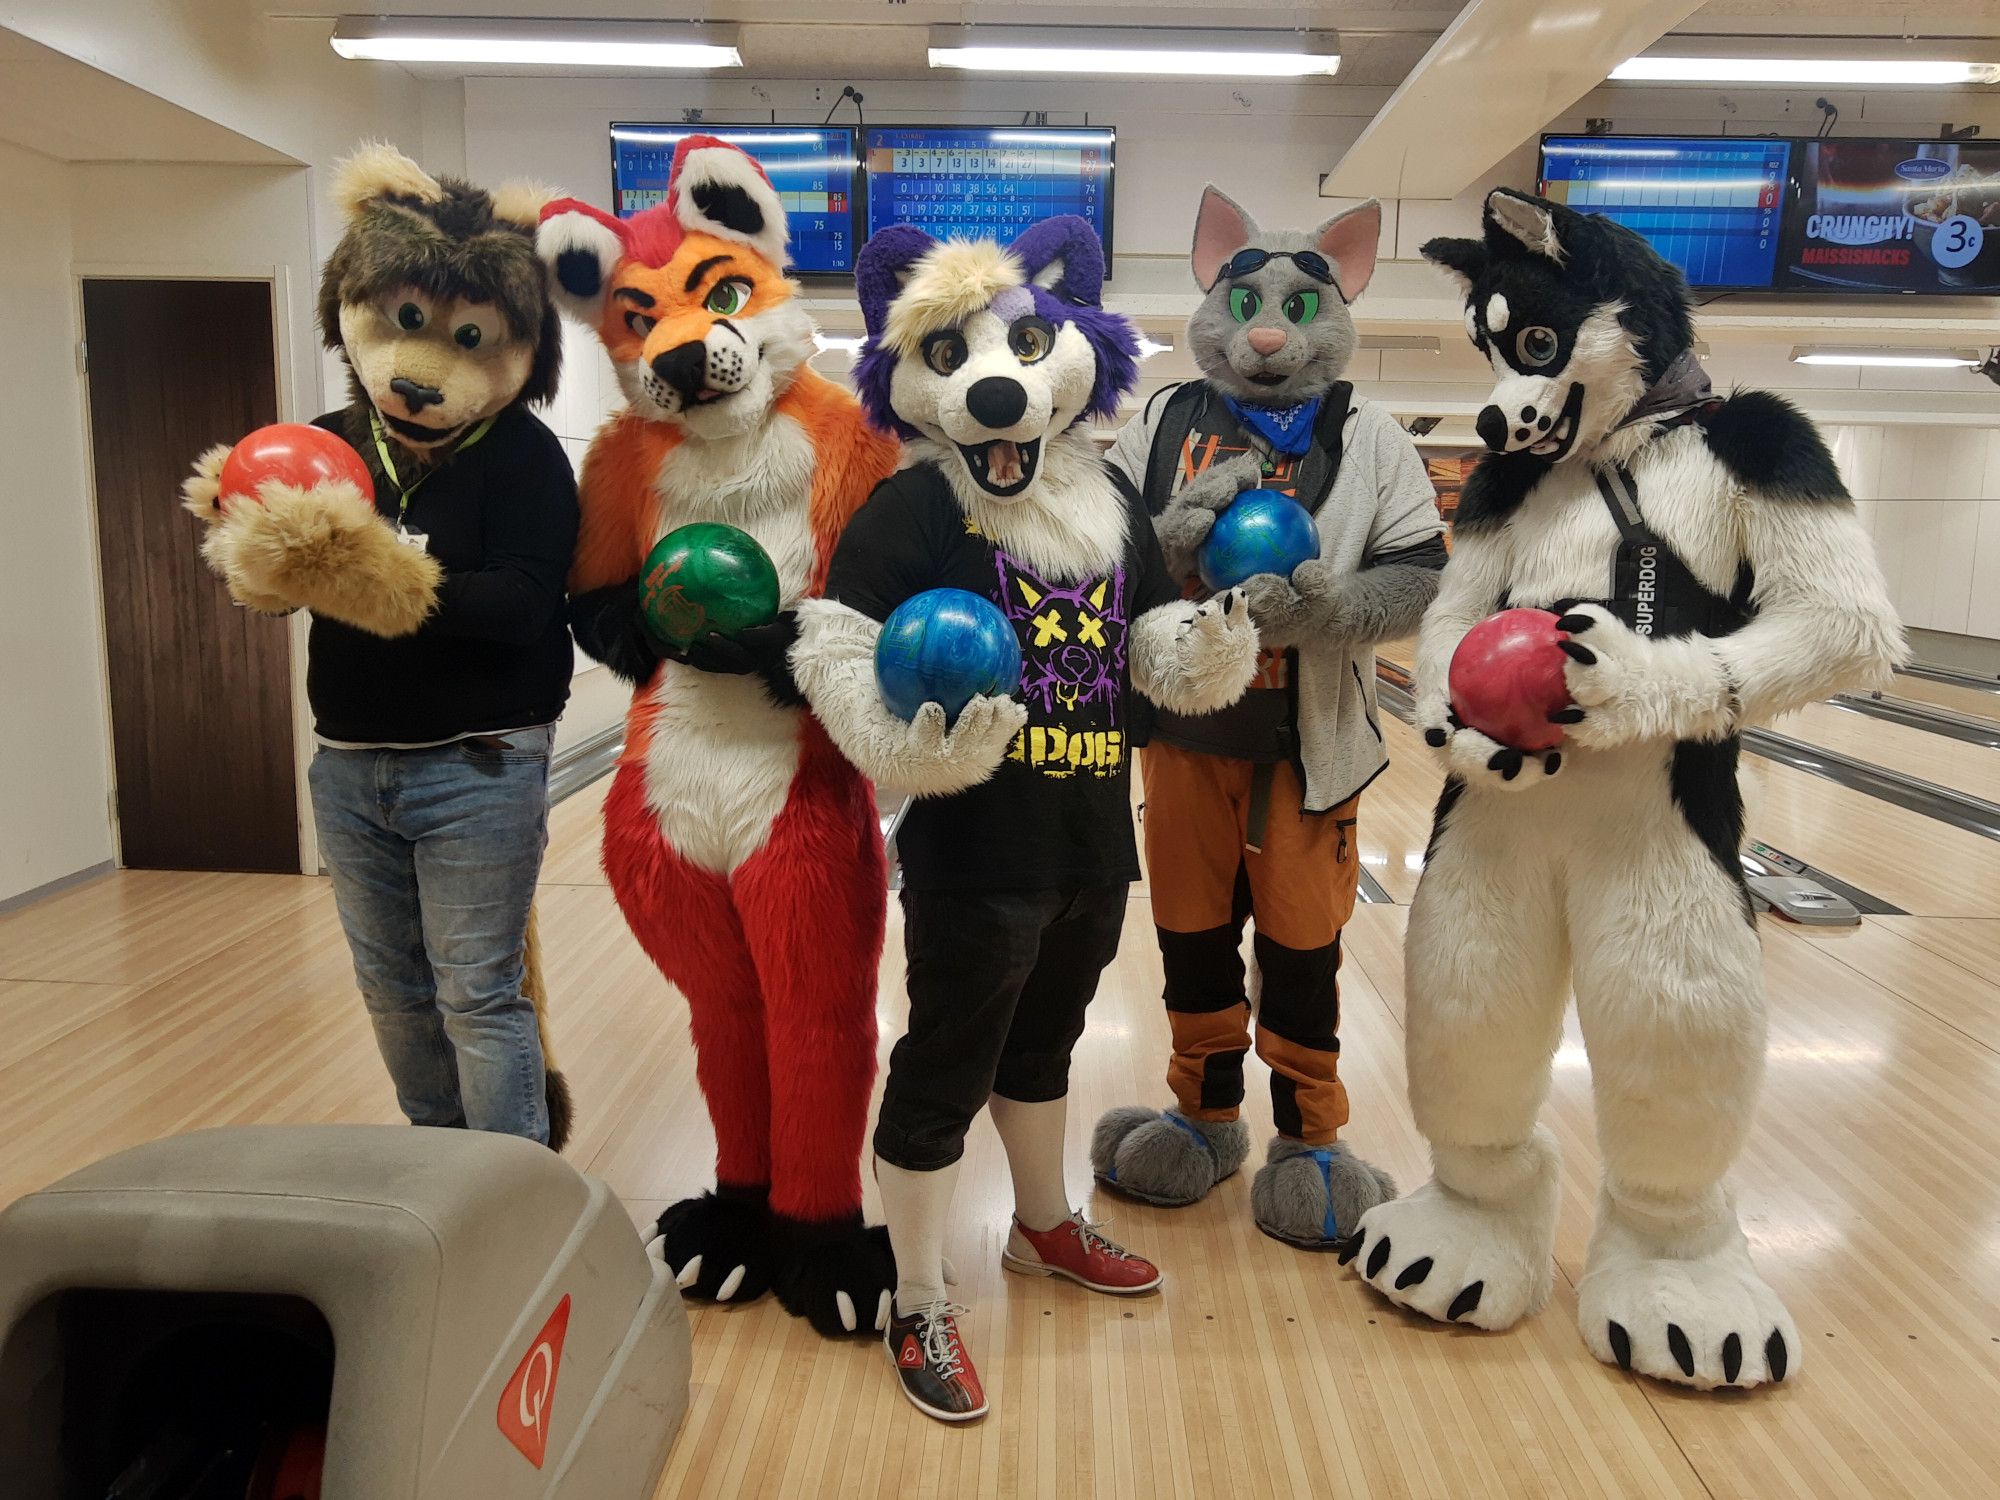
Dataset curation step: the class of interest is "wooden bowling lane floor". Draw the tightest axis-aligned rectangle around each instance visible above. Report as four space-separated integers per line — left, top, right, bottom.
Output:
1 755 1998 1498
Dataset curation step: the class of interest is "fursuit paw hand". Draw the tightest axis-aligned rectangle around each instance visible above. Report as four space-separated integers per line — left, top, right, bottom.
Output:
1242 559 1349 650
1156 452 1266 569
1140 589 1259 715
1555 605 1733 749
670 613 806 706
887 695 1026 797
1423 717 1564 790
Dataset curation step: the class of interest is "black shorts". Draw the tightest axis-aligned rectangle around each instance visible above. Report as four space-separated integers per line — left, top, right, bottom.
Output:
872 884 1128 1172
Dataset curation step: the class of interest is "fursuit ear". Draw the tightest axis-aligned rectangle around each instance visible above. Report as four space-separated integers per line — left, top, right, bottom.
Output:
670 135 790 268
1420 235 1487 294
1010 215 1107 305
331 141 441 222
1315 198 1382 301
1484 188 1566 263
1191 184 1258 289
536 197 630 324
490 180 562 233
854 223 941 344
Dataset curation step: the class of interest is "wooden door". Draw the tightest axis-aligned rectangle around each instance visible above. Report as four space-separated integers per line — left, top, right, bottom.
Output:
82 278 298 873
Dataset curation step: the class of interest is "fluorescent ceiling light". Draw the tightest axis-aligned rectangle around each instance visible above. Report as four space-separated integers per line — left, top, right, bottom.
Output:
1791 346 1982 368
331 17 741 69
1135 335 1174 359
929 27 1338 79
813 333 866 355
1613 56 2000 85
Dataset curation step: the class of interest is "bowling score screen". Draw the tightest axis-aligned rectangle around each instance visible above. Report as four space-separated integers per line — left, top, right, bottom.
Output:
863 126 1115 261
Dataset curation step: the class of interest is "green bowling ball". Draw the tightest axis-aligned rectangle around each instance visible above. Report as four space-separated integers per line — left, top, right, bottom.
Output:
638 522 781 649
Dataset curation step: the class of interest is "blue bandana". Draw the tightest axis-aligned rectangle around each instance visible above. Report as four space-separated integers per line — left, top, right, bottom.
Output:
1224 394 1322 457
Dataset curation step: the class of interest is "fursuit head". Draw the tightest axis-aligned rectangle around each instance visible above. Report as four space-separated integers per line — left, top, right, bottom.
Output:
535 136 903 1345
1347 186 1905 1396
854 217 1139 571
1422 187 1704 467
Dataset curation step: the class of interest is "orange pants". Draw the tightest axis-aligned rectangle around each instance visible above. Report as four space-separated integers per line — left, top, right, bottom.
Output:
1141 742 1361 1145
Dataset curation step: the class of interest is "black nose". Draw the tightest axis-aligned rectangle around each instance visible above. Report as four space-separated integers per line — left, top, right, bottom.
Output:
965 376 1028 430
1475 404 1510 451
390 377 444 413
651 341 709 397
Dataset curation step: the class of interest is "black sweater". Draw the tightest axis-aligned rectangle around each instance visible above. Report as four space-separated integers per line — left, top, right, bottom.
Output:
307 405 580 744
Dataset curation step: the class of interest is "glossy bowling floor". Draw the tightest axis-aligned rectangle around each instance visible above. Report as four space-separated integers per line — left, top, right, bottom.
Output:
1 660 1996 1500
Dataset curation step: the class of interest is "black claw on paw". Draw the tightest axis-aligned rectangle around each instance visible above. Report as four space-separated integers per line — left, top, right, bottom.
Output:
1558 641 1597 666
1424 727 1448 748
1554 613 1596 634
1394 1257 1434 1290
1766 1329 1789 1381
1365 1236 1392 1279
1335 1232 1363 1265
1549 707 1586 724
1668 1323 1695 1378
1542 752 1562 775
1549 597 1583 617
1487 748 1524 781
1722 1332 1743 1384
1447 1282 1483 1322
656 1189 779 1303
1608 1321 1633 1371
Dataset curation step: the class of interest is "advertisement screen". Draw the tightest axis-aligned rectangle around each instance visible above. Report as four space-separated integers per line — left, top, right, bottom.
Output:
610 124 862 275
1778 139 2000 294
1539 136 1791 289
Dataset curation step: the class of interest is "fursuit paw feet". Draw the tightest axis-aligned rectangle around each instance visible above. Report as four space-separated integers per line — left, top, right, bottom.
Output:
1090 1106 1249 1207
1344 1142 1560 1331
655 1191 781 1306
1251 1138 1396 1250
1577 1209 1798 1390
773 1218 897 1339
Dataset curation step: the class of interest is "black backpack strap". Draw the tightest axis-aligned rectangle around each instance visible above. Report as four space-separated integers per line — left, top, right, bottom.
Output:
1593 463 1650 544
1141 382 1207 518
1301 380 1354 515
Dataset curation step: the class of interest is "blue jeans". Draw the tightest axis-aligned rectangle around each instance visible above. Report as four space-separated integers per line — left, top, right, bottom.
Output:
308 727 554 1143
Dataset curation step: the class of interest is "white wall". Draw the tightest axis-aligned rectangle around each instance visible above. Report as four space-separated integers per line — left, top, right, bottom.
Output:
0 139 113 903
1836 425 2000 644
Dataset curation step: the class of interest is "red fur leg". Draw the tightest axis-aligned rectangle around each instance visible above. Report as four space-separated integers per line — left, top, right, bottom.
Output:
734 731 887 1226
603 763 772 1190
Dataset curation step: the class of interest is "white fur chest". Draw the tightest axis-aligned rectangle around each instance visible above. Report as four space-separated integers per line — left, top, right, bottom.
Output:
1501 428 1745 608
640 413 817 875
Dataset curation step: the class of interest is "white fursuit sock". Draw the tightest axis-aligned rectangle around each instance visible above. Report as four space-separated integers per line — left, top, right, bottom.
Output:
876 1154 958 1316
989 1092 1073 1233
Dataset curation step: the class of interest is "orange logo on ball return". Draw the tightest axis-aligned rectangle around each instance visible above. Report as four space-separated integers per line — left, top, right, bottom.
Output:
497 1295 571 1468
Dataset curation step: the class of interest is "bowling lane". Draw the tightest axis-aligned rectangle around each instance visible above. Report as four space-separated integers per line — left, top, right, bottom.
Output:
1884 672 2000 727
1768 700 2000 805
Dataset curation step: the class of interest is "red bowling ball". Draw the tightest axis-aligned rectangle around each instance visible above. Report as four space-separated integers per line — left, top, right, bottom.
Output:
1448 607 1573 752
218 423 374 512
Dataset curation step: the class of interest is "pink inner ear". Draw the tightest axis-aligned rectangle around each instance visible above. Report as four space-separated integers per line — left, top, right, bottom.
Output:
1319 203 1382 301
1192 189 1254 288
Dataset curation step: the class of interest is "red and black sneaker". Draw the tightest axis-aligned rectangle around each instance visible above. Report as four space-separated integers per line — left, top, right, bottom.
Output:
1002 1213 1162 1294
884 1300 986 1422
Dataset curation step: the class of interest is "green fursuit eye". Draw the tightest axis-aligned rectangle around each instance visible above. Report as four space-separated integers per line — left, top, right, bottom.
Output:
1229 286 1261 322
1283 290 1321 324
705 279 750 316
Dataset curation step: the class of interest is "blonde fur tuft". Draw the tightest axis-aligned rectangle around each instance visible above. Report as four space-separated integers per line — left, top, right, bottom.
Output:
520 907 573 1150
882 239 1024 358
332 141 442 221
181 444 231 523
491 179 562 231
206 480 441 636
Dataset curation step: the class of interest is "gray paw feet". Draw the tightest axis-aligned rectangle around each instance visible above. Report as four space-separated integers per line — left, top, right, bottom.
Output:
1252 1138 1397 1249
1091 1105 1249 1206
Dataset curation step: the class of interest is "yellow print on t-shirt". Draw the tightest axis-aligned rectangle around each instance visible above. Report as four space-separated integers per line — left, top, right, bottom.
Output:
1007 725 1125 779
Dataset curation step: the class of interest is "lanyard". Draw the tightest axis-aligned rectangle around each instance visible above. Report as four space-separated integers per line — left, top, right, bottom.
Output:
368 409 495 525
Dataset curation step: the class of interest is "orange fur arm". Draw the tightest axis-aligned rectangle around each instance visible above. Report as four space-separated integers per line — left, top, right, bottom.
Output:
572 409 676 593
792 368 900 595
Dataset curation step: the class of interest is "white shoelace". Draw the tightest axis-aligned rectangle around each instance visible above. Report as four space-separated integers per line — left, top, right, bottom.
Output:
912 1300 971 1380
1071 1214 1137 1260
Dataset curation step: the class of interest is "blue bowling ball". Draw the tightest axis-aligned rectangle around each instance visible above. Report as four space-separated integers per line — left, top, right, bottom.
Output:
875 588 1023 725
1197 488 1321 592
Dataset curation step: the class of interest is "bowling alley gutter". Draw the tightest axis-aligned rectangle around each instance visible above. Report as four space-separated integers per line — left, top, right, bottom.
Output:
1371 662 2000 846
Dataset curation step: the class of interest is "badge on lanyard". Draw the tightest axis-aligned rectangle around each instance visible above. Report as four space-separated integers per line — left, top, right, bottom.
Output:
368 407 496 550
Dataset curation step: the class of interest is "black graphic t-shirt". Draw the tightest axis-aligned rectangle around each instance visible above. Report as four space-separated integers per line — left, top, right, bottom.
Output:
825 458 1180 893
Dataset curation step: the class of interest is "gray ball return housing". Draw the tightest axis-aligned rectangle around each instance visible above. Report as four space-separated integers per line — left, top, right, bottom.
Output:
0 1125 690 1497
